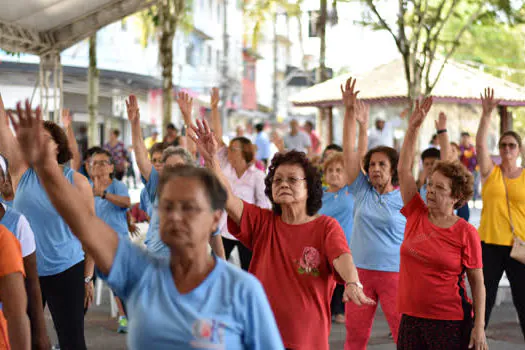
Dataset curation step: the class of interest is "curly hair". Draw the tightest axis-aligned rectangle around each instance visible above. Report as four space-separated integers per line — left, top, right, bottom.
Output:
431 161 474 209
363 146 399 186
264 150 323 216
322 152 344 173
43 121 73 164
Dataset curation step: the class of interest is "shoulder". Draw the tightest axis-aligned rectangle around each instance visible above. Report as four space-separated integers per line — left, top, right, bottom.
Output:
73 172 91 191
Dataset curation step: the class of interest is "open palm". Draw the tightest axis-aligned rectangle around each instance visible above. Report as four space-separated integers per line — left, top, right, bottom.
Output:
481 87 499 116
189 119 218 162
126 95 141 125
13 100 52 167
177 92 193 123
62 108 72 128
355 100 370 126
341 77 359 111
408 97 433 129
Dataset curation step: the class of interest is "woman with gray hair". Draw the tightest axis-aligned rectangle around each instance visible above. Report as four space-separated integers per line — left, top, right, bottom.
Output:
126 95 225 258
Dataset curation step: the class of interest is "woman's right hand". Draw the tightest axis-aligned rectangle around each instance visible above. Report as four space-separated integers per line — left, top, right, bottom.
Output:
435 111 447 131
126 95 141 125
12 100 54 168
408 97 433 129
341 77 359 112
189 119 218 163
481 87 498 117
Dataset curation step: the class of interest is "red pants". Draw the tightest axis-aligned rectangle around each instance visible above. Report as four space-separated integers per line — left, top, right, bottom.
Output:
345 268 401 350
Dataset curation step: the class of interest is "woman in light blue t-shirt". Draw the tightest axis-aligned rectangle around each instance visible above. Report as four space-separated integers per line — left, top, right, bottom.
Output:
13 101 284 350
341 78 406 349
0 100 95 350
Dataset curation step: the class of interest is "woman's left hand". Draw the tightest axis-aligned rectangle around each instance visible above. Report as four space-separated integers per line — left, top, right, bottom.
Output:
189 119 218 162
343 284 376 306
469 325 488 350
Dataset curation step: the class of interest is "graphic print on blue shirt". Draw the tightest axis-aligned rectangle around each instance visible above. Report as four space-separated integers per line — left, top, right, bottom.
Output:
14 167 84 276
100 238 284 349
319 185 355 246
348 172 406 272
94 179 130 237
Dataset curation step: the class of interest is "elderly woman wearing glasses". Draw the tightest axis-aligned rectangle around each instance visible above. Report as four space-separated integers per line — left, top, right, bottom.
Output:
191 119 374 350
476 88 525 340
13 102 285 350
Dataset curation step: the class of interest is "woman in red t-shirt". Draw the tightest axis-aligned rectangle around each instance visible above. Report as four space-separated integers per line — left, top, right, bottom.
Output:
191 119 375 350
397 98 488 350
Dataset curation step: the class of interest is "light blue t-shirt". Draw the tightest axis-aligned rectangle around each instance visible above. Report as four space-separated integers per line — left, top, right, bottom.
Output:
255 132 271 160
319 185 355 246
143 167 220 258
94 179 130 238
101 238 284 350
14 167 84 276
349 172 406 272
139 187 152 217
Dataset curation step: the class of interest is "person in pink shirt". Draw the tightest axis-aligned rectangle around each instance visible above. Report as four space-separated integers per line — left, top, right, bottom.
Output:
209 88 271 270
304 121 322 155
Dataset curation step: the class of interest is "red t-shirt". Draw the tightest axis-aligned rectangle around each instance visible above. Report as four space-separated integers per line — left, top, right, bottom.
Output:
397 194 483 320
227 201 350 350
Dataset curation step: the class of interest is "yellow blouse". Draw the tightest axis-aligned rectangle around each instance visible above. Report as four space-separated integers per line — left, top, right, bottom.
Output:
478 165 525 246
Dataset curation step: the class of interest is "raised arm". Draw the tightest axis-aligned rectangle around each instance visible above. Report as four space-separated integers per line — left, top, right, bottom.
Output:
356 100 370 166
476 88 499 181
0 96 28 186
209 88 225 146
126 95 152 181
398 98 433 205
13 103 118 276
0 272 30 350
341 78 366 185
189 120 244 225
435 112 452 161
177 92 197 156
62 109 82 171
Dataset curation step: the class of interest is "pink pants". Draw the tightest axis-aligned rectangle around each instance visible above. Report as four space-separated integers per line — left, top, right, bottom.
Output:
345 268 401 350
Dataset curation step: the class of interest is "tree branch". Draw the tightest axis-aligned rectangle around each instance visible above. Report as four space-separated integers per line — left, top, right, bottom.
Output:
365 0 402 50
430 0 460 44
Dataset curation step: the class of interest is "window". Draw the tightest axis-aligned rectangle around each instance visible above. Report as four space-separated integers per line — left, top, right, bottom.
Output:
186 43 195 66
207 46 212 66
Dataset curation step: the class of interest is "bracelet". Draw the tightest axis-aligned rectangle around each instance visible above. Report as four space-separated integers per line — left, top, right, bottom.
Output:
346 281 363 289
437 129 447 134
102 190 107 199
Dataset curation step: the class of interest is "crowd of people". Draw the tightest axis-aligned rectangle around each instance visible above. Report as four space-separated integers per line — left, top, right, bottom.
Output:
0 78 523 350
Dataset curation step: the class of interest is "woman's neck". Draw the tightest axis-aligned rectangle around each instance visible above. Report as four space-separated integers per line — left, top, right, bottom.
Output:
170 247 215 294
327 183 343 193
281 205 313 225
500 160 520 177
93 176 112 187
428 207 457 227
373 182 395 195
232 162 249 178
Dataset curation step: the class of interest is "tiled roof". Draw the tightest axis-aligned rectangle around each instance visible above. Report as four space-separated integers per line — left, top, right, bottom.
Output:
290 57 525 107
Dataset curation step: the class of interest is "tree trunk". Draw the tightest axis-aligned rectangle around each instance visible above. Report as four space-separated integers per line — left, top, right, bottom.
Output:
221 0 230 131
318 0 329 144
159 0 176 133
87 34 99 147
272 11 279 122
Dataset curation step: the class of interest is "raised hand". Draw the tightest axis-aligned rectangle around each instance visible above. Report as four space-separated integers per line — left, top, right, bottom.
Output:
177 91 193 123
408 96 433 129
355 100 370 126
435 111 447 131
125 95 141 125
189 119 218 163
12 100 52 168
210 87 219 109
341 77 359 111
481 87 499 117
343 284 376 307
62 108 72 129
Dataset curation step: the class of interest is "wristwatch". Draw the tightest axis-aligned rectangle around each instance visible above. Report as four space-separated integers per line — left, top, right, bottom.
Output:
84 276 93 284
102 190 107 199
346 281 363 289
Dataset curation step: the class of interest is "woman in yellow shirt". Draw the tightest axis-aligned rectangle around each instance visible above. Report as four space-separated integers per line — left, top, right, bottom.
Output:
476 88 525 340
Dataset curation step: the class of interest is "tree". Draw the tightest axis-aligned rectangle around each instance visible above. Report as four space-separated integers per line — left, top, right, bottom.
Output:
137 1 193 133
361 0 524 101
87 34 99 147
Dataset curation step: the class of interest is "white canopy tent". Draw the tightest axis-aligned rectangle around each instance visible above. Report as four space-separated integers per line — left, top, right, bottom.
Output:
0 0 158 120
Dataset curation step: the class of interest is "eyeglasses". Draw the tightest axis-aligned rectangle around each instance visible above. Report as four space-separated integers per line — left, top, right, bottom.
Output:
272 177 307 187
152 158 164 164
499 142 518 150
91 160 111 167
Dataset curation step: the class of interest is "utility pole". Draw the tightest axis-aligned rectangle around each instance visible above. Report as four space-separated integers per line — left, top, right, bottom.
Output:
317 0 330 143
271 11 279 122
220 0 230 134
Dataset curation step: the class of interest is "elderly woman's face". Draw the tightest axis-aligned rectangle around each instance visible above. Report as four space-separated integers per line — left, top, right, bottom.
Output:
90 153 114 179
158 177 221 250
325 161 346 189
499 135 520 163
427 171 457 212
151 151 164 172
368 152 393 188
271 164 308 206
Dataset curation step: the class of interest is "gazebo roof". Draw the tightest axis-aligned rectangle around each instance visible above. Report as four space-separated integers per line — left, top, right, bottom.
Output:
0 0 157 55
290 58 525 107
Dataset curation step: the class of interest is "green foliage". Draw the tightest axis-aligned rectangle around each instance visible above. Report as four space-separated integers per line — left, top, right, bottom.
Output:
0 50 20 58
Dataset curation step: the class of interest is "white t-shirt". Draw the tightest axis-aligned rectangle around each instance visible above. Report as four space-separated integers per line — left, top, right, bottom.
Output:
1 203 36 258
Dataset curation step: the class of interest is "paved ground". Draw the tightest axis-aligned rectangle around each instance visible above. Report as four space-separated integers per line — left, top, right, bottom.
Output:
43 195 522 348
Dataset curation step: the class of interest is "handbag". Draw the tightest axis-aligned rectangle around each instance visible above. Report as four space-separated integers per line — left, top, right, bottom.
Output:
502 174 525 264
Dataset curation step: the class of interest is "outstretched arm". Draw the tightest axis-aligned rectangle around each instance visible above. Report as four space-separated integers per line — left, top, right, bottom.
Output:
62 109 82 171
398 98 433 205
0 96 28 188
476 88 498 181
341 78 367 185
13 103 118 276
189 120 244 225
126 95 153 181
209 88 225 147
435 112 452 161
177 92 197 156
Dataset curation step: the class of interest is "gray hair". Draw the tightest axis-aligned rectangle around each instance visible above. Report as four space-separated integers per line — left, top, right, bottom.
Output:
162 146 194 165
